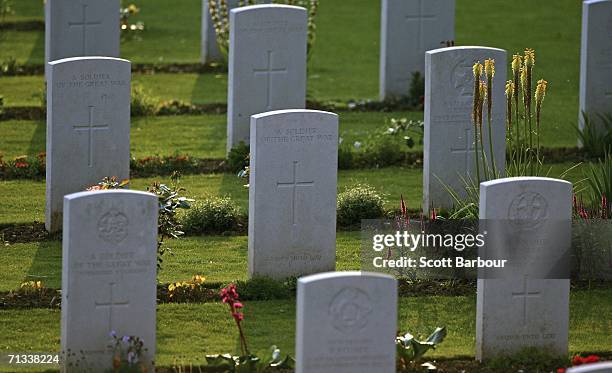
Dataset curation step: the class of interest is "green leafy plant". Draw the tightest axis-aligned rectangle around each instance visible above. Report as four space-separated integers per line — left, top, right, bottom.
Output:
575 151 611 219
396 327 447 371
577 112 612 159
337 184 386 227
208 0 319 62
147 173 194 269
130 83 158 117
407 71 425 109
206 284 294 372
227 141 250 174
181 196 242 234
385 117 424 149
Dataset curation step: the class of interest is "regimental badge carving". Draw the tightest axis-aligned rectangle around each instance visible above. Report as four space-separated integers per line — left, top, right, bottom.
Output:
329 287 373 334
450 58 474 97
98 209 129 244
507 192 548 230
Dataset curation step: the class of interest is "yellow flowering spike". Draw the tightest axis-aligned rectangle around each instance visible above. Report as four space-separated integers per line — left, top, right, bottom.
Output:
479 81 487 103
535 79 548 105
524 48 535 68
484 59 495 80
520 67 527 91
472 62 483 79
505 80 514 98
512 54 523 75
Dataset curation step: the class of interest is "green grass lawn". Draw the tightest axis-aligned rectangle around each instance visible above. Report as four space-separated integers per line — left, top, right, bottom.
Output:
0 112 420 159
1 290 610 371
0 162 585 226
1 0 585 147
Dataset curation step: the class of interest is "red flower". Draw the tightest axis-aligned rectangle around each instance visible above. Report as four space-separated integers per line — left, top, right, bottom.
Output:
233 302 243 309
430 208 437 220
232 312 244 322
14 161 29 168
557 369 566 373
87 185 103 191
572 354 600 366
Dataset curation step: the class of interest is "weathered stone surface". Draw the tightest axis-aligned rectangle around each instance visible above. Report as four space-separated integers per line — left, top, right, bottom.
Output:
45 0 120 76
46 57 130 233
248 109 338 279
476 177 572 360
61 190 157 372
578 0 612 138
227 4 307 153
423 46 507 212
380 0 455 100
296 271 397 373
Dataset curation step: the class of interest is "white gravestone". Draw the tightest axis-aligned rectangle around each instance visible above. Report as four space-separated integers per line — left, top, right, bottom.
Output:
296 271 397 373
579 0 612 138
61 190 157 371
379 0 455 100
248 110 338 279
46 57 130 233
423 46 507 212
476 177 572 360
567 362 612 373
227 4 307 153
201 0 271 64
45 0 120 76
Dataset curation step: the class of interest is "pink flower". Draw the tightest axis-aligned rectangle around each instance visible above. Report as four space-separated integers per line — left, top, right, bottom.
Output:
232 312 244 322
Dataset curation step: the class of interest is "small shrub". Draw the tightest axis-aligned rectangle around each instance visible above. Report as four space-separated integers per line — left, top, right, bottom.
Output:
131 83 158 117
577 112 612 159
360 134 404 167
337 184 385 227
227 141 250 174
181 196 241 234
155 99 196 116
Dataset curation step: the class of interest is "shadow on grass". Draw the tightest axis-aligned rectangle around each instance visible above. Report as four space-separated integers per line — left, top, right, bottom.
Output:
25 27 44 65
24 240 62 289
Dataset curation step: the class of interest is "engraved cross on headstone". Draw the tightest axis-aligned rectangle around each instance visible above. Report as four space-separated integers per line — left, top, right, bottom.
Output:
95 282 129 334
277 161 314 227
450 121 477 172
73 106 109 167
512 276 541 326
405 0 436 51
68 4 102 55
253 50 288 110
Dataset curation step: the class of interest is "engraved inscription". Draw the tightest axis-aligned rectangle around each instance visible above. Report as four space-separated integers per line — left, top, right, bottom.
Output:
56 72 127 90
329 287 373 334
451 59 474 97
71 251 153 276
263 127 334 144
239 20 306 34
98 209 128 244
